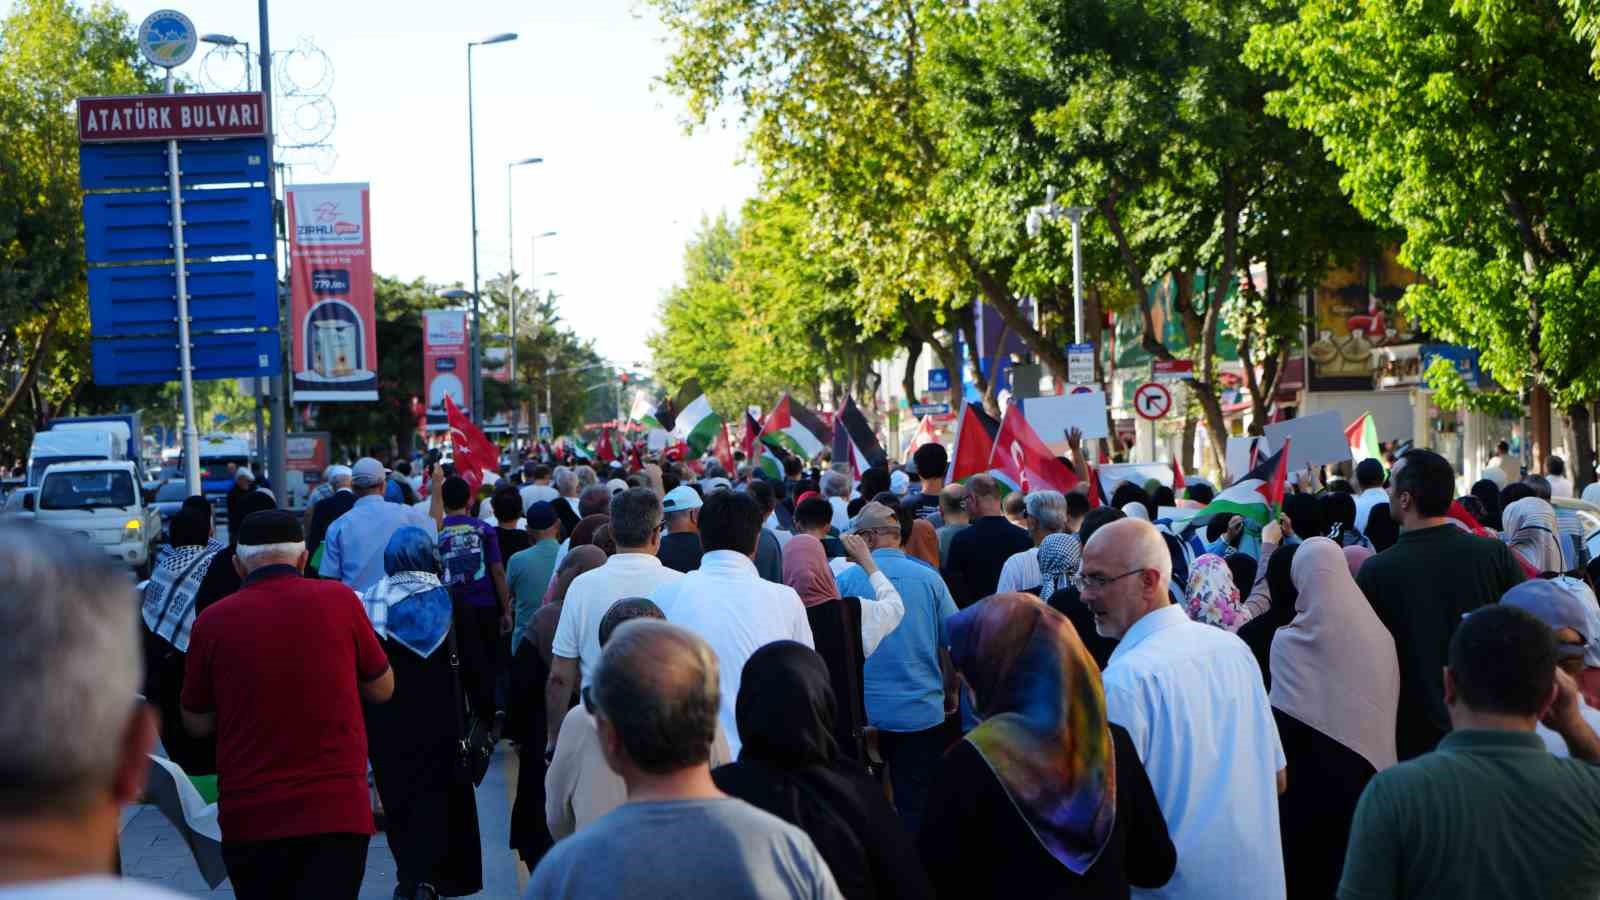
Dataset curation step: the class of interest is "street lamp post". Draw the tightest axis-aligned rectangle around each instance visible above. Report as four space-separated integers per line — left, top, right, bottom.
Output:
1025 186 1093 345
506 157 542 447
200 33 253 89
465 32 519 424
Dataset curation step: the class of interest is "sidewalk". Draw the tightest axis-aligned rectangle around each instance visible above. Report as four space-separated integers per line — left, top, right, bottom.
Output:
122 745 529 898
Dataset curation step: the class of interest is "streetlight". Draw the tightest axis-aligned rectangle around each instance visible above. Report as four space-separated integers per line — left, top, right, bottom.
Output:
464 31 519 424
1026 185 1092 345
507 157 542 448
201 33 252 90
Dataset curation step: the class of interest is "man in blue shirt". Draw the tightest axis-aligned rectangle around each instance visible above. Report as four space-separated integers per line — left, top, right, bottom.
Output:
319 458 442 593
834 500 956 834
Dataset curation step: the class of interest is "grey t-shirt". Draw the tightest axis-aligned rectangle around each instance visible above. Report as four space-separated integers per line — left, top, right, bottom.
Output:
525 797 843 900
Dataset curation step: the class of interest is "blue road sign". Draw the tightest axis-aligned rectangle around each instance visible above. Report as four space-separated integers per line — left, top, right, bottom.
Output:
88 259 278 339
92 329 280 385
926 368 950 392
910 402 951 417
84 185 272 264
80 138 269 191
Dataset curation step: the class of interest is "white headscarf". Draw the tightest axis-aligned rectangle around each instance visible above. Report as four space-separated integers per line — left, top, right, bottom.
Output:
1504 496 1565 574
1583 483 1600 507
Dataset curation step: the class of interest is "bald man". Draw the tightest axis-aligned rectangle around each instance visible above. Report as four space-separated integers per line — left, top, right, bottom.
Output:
1082 519 1286 900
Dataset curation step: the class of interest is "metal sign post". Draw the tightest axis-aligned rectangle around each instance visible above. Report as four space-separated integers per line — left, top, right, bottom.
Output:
163 68 201 495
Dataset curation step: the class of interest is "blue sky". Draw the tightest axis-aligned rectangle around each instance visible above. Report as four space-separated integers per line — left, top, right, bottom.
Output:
103 0 758 365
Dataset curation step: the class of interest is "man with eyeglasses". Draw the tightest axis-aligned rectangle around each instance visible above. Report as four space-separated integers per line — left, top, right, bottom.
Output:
1085 517 1287 900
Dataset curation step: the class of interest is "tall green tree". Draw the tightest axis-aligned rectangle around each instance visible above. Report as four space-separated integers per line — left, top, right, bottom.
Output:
1248 0 1600 475
0 0 162 455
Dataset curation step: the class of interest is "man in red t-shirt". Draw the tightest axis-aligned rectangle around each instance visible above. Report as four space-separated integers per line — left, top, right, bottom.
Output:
182 509 394 900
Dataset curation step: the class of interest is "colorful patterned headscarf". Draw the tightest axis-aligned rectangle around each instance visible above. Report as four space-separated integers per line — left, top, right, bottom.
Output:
1186 553 1246 630
947 592 1116 874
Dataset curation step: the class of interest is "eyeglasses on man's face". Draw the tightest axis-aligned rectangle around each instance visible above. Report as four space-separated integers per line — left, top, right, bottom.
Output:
1071 568 1147 592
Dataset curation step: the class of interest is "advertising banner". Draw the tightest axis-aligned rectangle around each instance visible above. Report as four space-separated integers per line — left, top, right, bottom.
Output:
283 431 331 510
424 309 470 430
287 183 378 402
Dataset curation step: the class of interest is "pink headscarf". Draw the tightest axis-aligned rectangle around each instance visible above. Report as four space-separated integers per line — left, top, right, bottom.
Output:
1342 545 1374 580
1271 537 1400 772
782 534 839 608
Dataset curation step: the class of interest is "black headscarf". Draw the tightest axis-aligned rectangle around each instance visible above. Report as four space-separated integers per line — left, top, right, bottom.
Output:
1364 503 1399 552
713 641 934 900
1283 493 1327 540
1470 479 1503 530
1319 492 1358 542
1237 542 1301 690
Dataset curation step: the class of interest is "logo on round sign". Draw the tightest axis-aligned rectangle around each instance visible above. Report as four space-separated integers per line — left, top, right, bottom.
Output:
138 10 197 69
1134 382 1173 420
1071 385 1093 395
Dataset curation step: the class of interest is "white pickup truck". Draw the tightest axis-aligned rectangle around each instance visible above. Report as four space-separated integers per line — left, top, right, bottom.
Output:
34 460 160 576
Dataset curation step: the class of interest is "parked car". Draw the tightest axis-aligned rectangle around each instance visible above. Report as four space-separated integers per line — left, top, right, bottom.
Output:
2 487 39 522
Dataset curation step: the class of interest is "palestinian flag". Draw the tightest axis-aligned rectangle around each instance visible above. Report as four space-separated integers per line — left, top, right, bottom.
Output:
710 420 737 475
904 415 940 463
1346 412 1385 472
629 392 663 430
741 410 763 462
1171 441 1292 531
988 402 1081 494
757 445 785 479
761 394 828 461
832 396 888 473
671 391 722 455
948 402 1002 484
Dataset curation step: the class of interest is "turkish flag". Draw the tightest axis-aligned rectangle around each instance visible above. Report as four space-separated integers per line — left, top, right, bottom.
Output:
445 394 500 494
712 421 737 476
988 401 1081 494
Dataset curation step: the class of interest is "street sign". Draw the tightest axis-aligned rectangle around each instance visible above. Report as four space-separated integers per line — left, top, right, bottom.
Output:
1153 358 1194 382
538 412 552 440
1067 343 1095 385
1133 382 1174 420
137 9 196 69
91 330 280 385
910 402 951 417
83 186 272 263
78 92 266 143
88 259 278 338
926 368 951 392
80 137 269 190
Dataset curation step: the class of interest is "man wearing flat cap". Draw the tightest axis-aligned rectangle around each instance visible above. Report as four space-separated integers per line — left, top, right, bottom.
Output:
182 509 396 899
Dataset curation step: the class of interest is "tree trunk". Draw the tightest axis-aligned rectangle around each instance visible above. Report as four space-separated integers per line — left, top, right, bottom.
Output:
1566 403 1595 492
1181 416 1198 477
1532 384 1553 475
956 305 990 403
900 336 923 403
0 323 55 424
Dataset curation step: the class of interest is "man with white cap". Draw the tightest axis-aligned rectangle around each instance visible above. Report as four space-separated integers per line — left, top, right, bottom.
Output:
658 485 704 573
1502 578 1600 756
304 464 355 571
225 468 257 539
318 458 443 592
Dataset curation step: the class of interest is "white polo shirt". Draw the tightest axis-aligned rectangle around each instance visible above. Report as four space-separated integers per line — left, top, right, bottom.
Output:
551 552 684 687
649 550 815 757
995 546 1041 594
1103 603 1287 900
1354 486 1389 534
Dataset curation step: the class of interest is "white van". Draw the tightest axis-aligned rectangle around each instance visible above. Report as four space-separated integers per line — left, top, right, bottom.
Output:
26 429 124 487
34 461 159 575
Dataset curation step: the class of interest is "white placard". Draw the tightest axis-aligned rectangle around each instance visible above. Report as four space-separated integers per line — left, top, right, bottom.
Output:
1264 410 1351 474
1022 390 1109 451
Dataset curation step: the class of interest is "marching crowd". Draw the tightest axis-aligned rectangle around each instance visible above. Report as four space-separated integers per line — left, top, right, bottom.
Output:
5 435 1600 899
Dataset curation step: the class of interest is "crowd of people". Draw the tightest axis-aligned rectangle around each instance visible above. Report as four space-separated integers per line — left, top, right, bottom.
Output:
9 433 1600 899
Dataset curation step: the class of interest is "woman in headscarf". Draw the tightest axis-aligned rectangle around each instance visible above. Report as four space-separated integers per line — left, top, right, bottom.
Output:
1471 478 1504 530
1044 509 1124 671
1319 491 1370 549
782 533 906 767
191 490 277 615
1037 533 1082 598
1342 544 1374 581
1270 536 1400 900
1185 553 1249 630
360 526 483 900
1238 542 1301 690
1503 496 1566 574
920 594 1174 899
567 514 608 551
906 518 941 569
713 642 934 900
509 545 607 865
140 502 225 775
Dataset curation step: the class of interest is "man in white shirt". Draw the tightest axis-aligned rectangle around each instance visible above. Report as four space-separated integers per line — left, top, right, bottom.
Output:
1082 518 1287 900
520 463 560 510
1353 458 1390 534
995 490 1068 593
0 524 183 899
649 490 814 757
544 488 683 756
1547 455 1576 500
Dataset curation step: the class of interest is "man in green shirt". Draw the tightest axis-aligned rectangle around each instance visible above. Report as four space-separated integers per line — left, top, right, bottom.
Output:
1340 604 1600 900
1356 449 1525 759
506 501 561 653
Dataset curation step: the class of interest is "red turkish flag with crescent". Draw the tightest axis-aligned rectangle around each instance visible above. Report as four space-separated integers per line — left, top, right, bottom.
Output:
445 394 500 494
